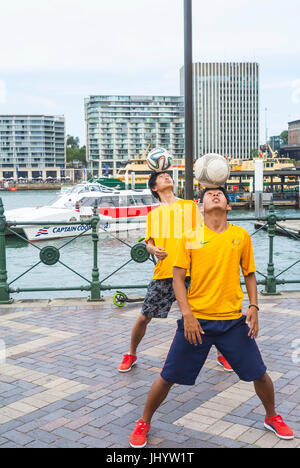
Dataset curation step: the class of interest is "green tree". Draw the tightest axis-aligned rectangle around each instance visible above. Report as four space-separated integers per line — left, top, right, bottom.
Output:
66 135 86 165
250 148 259 158
66 135 80 149
280 130 288 145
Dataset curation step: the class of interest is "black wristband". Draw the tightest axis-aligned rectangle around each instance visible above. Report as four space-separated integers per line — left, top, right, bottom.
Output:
249 304 259 311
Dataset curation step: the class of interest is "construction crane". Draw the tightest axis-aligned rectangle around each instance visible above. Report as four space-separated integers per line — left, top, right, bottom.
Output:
133 130 153 161
267 143 278 159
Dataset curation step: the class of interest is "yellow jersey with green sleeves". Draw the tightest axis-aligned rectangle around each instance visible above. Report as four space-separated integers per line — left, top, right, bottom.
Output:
145 200 203 280
173 224 256 320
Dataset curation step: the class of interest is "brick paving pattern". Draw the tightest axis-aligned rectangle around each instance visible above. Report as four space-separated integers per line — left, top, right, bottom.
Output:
0 293 299 448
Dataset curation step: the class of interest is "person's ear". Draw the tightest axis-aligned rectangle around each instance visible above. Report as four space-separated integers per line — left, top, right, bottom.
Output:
226 203 232 212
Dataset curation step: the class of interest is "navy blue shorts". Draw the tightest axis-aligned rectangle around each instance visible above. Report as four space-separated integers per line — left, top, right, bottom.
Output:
161 316 267 385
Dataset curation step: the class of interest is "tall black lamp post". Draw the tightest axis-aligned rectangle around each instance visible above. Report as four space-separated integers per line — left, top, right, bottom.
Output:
184 0 194 200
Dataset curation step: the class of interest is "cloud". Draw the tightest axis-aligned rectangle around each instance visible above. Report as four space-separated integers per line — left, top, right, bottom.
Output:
291 80 300 104
21 94 57 109
261 79 300 105
0 0 299 73
1 0 299 143
0 0 183 72
0 81 7 104
261 81 295 90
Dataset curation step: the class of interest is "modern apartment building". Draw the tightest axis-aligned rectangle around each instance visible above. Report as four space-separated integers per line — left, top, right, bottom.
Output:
0 115 65 179
84 95 184 176
180 62 259 159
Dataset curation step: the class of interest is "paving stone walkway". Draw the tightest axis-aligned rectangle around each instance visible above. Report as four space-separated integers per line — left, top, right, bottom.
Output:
0 292 299 448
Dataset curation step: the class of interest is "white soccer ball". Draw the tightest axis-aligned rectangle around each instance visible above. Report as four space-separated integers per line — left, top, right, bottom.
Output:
146 147 173 172
194 153 230 188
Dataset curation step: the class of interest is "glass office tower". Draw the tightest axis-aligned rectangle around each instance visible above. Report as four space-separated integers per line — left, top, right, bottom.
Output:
180 62 259 160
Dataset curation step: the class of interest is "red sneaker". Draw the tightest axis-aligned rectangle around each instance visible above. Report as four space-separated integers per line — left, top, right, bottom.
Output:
129 418 151 448
217 355 233 372
118 354 137 373
264 414 294 440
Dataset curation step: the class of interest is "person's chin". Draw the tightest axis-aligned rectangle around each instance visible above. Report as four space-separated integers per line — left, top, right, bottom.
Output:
207 205 225 212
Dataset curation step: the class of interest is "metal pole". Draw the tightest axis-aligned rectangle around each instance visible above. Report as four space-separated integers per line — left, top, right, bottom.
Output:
184 0 194 200
265 108 268 144
254 159 264 218
89 201 103 301
264 202 279 295
0 198 12 304
173 167 179 197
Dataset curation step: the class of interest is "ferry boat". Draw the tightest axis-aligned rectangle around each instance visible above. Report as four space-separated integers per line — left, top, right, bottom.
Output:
5 183 159 241
227 146 296 191
229 146 295 172
115 143 296 191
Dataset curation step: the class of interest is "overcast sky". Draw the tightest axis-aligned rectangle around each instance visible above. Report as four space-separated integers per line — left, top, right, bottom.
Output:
0 0 299 146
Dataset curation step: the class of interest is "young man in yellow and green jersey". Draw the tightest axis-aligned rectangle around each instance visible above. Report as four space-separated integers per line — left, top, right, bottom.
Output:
129 187 294 448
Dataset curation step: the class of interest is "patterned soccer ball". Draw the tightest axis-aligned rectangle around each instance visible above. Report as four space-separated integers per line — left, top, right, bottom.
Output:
195 153 230 188
146 147 173 172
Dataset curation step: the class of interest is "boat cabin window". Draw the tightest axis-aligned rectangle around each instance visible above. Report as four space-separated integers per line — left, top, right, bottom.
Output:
79 194 156 208
79 197 96 207
99 197 117 207
93 196 118 207
69 185 89 194
132 195 156 205
89 185 101 192
117 195 157 206
119 195 134 207
80 196 119 208
70 184 102 195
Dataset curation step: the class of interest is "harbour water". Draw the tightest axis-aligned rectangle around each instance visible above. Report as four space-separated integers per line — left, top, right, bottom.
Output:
1 190 299 301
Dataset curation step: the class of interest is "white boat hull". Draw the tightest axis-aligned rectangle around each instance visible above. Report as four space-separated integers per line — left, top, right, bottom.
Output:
12 221 146 242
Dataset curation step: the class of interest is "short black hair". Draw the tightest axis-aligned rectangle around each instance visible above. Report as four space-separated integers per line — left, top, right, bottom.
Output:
148 171 173 201
200 186 230 204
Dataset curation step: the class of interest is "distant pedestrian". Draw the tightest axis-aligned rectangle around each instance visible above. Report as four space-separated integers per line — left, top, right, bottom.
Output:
65 199 74 210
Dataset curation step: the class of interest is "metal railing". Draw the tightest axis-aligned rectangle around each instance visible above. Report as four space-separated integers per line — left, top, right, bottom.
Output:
0 197 155 304
230 204 300 294
0 197 299 304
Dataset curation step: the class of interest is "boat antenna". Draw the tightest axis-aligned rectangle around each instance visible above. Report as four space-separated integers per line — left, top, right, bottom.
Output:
140 130 152 160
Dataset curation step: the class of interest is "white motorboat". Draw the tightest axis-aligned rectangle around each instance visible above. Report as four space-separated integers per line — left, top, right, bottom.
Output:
5 183 159 241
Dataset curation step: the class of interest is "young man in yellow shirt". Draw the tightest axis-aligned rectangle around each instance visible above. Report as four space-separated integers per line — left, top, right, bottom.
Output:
129 187 294 448
118 171 201 372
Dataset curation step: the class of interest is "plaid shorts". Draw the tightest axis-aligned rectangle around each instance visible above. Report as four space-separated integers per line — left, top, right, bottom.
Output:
141 278 190 319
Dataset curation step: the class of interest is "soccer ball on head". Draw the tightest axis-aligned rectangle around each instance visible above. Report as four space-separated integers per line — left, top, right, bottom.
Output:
194 153 230 188
146 147 173 172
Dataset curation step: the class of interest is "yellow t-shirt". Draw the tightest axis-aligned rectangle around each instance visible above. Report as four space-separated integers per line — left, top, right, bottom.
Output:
173 224 256 320
145 200 203 280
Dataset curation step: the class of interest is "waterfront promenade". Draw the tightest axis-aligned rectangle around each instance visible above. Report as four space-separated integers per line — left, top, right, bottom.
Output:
0 293 299 448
